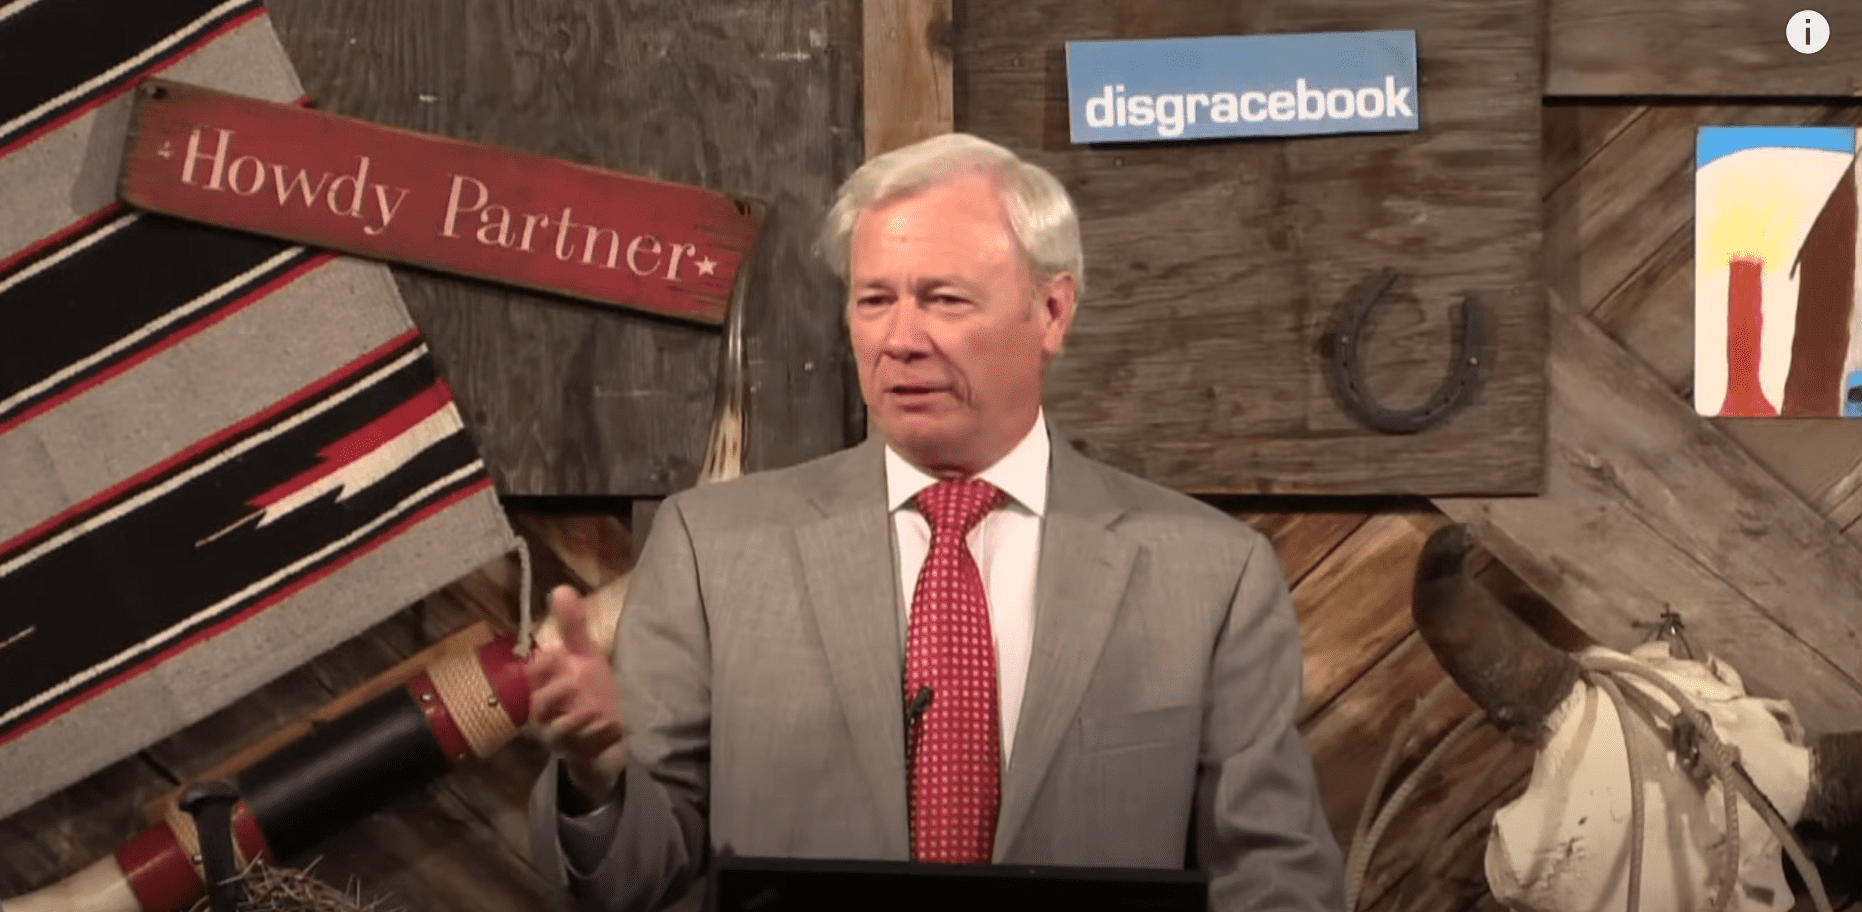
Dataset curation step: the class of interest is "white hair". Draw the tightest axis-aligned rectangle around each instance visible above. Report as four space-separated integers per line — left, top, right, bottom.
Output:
818 132 1085 300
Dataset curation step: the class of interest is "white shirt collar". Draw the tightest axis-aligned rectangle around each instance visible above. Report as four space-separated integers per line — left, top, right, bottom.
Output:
885 409 1049 517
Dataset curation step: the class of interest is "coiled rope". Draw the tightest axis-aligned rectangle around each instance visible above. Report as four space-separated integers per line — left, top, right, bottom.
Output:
1343 677 1485 911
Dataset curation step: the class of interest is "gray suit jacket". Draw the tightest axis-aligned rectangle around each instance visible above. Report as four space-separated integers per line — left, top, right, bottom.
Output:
530 431 1345 911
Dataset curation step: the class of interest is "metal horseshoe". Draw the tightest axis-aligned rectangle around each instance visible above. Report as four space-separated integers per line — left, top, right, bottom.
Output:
1323 267 1484 434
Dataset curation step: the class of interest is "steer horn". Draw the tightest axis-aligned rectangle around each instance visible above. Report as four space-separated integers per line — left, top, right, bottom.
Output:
1411 524 1581 742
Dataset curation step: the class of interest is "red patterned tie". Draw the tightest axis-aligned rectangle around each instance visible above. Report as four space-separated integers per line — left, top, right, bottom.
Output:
904 478 1005 864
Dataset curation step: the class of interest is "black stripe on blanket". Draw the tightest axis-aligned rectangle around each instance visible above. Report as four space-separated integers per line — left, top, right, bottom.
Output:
0 0 262 151
0 214 320 430
0 344 490 743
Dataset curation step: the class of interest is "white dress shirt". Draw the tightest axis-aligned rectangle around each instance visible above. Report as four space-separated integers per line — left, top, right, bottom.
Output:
884 411 1048 766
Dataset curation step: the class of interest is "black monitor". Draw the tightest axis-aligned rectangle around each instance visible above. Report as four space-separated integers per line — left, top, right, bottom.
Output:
705 855 1209 912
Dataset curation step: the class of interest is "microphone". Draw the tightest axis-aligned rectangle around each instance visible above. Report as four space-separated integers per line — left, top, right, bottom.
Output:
905 685 934 729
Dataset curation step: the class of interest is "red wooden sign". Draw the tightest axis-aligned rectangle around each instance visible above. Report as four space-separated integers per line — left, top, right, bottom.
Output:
118 78 758 325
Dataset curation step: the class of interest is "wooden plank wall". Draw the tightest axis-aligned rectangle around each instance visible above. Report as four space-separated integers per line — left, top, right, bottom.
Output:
1282 101 1862 912
1549 1 1862 96
16 4 1862 912
952 0 1548 497
263 0 862 497
1228 7 1862 909
1302 109 1862 912
1410 7 1862 907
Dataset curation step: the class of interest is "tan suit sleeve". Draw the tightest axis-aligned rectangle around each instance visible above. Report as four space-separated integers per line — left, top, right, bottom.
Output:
1195 534 1347 911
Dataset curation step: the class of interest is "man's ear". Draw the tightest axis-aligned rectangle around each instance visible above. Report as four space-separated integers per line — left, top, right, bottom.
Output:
1039 273 1077 358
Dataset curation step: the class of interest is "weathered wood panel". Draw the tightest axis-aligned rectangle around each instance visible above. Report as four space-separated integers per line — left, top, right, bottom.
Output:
1549 1 1862 97
1261 88 1862 912
1438 294 1862 734
1240 506 1375 585
1336 93 1862 912
1542 101 1862 509
0 758 173 894
1503 96 1862 737
267 0 861 496
1293 512 1445 720
1531 96 1862 912
956 0 1545 496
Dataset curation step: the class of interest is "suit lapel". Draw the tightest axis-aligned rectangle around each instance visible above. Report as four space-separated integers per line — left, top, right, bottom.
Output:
792 437 911 855
995 437 1135 859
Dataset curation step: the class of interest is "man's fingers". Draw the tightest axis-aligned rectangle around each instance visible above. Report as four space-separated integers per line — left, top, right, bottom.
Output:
525 644 565 690
531 676 620 729
530 674 596 723
529 680 571 722
587 718 625 745
540 711 625 760
552 585 600 658
555 717 626 759
526 600 622 762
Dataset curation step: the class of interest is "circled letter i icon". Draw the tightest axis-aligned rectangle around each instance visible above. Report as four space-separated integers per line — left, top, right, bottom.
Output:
1789 10 1830 54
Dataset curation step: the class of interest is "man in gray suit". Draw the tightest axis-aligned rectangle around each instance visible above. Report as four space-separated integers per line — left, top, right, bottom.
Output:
528 133 1346 911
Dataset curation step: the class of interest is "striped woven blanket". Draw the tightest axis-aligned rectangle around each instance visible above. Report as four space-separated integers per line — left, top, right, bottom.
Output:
0 0 516 818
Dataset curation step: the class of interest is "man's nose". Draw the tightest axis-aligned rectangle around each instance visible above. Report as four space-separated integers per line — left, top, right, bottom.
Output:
881 299 930 356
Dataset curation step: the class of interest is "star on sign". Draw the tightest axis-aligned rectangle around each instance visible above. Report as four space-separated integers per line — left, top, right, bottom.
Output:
695 255 718 276
156 142 174 159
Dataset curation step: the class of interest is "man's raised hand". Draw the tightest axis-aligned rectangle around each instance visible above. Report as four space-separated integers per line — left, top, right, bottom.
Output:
528 584 628 805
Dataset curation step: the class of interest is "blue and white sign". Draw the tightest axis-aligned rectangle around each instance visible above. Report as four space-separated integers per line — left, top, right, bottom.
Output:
1066 31 1420 144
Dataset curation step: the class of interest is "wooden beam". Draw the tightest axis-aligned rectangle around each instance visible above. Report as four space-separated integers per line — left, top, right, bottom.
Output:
1435 291 1862 734
862 0 953 157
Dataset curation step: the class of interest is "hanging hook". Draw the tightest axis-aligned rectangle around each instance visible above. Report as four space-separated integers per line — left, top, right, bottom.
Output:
1323 267 1484 434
